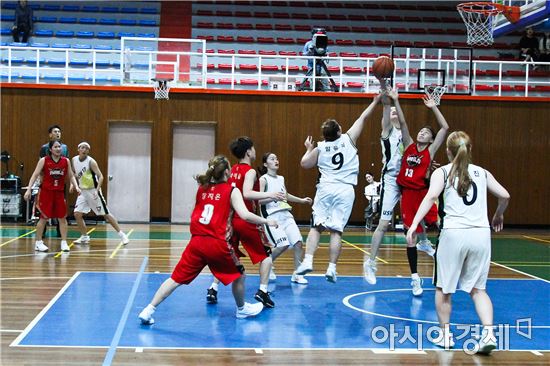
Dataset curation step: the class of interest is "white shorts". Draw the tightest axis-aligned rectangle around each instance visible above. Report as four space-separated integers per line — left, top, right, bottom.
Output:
311 182 355 233
379 173 401 221
435 227 491 294
74 189 110 216
263 210 303 248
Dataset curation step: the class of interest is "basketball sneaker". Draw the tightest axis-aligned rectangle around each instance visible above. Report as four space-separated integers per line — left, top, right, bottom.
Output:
236 302 263 319
295 259 313 276
138 304 156 325
119 232 130 245
35 240 49 252
60 241 70 252
363 258 377 285
254 290 275 308
411 277 423 296
432 330 455 349
206 288 218 304
416 239 435 257
269 267 277 280
291 273 308 285
475 333 497 355
74 235 90 244
325 267 337 283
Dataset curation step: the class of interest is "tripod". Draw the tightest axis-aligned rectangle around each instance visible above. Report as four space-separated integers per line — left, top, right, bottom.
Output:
299 57 338 92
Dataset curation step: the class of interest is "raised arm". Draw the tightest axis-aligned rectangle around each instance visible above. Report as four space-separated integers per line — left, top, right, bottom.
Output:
425 97 450 157
23 158 45 201
243 169 285 202
231 188 277 227
380 95 392 138
346 93 382 143
301 136 319 169
486 170 510 232
388 88 413 147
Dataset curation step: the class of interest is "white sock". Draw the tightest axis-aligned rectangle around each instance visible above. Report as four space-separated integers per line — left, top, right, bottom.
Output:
304 254 313 263
147 304 156 311
118 231 126 237
411 273 420 280
36 240 43 244
259 284 268 293
328 262 337 271
210 282 219 291
61 240 67 245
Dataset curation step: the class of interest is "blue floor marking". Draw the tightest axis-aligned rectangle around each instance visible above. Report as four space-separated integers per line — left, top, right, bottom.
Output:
14 273 550 351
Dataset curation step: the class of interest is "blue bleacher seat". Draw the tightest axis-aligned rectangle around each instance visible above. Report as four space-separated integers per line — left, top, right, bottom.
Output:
94 44 112 50
1 15 15 21
51 43 70 49
5 56 24 64
1 72 18 80
76 31 94 38
25 57 46 65
47 58 66 65
62 5 80 12
99 18 117 25
20 74 38 80
59 17 77 24
38 16 57 23
68 75 90 82
30 42 49 48
79 18 98 24
97 32 115 39
110 76 121 83
119 19 137 26
140 8 158 14
8 42 27 47
29 4 40 10
0 42 7 46
2 3 16 10
118 32 135 38
72 44 92 50
101 7 119 13
42 73 65 81
1 28 11 35
121 7 138 13
135 46 153 51
69 59 90 66
137 33 156 38
35 30 54 37
82 6 100 12
111 60 121 67
42 4 61 11
95 60 111 67
139 20 156 26
56 31 74 38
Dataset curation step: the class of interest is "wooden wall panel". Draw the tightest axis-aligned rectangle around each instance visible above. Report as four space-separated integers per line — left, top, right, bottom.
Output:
1 88 547 225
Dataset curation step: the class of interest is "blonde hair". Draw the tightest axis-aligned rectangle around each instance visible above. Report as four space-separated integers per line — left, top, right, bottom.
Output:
195 155 230 186
447 131 472 197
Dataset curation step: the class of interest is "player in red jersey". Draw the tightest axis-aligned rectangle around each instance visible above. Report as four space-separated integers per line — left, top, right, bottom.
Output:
395 94 449 296
24 140 80 253
138 155 278 324
206 137 286 307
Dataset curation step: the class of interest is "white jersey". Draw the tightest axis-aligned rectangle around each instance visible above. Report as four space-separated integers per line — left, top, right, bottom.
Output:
260 174 292 216
440 163 490 229
72 155 98 190
317 133 359 186
381 127 403 177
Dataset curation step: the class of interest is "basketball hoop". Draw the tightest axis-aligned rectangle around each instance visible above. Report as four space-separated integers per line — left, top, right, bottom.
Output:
425 85 447 106
152 78 173 100
457 2 520 46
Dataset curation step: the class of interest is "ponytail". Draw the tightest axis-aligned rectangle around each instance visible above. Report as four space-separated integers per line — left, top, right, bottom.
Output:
195 155 230 186
446 131 472 197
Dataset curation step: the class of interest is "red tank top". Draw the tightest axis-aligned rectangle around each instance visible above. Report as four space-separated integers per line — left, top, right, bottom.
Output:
396 144 431 190
42 156 69 191
190 182 234 239
228 163 258 214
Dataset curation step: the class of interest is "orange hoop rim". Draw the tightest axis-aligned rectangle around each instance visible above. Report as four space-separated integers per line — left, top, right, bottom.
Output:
457 2 505 15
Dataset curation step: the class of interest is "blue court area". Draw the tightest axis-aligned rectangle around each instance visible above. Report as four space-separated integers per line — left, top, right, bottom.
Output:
12 272 550 351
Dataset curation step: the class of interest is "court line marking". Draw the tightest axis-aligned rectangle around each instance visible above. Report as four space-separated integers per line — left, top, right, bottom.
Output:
523 235 550 244
491 260 550 284
0 276 71 281
109 229 134 259
102 256 148 366
342 239 389 264
343 288 550 328
10 272 81 347
531 350 543 356
0 229 36 248
54 228 96 258
0 330 23 333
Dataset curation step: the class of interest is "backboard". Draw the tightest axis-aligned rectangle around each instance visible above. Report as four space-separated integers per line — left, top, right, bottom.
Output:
493 0 550 36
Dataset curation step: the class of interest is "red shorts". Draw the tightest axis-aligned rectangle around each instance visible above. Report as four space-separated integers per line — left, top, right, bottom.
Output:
401 188 438 233
231 217 271 265
36 189 67 219
171 235 244 286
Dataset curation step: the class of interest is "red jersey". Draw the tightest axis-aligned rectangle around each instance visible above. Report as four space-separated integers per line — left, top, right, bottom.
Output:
190 182 234 239
228 163 258 214
42 156 69 191
396 144 432 190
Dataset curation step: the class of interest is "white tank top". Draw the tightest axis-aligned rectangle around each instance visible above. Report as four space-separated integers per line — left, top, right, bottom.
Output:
72 156 97 190
260 174 292 216
317 133 359 186
381 127 403 177
440 163 490 229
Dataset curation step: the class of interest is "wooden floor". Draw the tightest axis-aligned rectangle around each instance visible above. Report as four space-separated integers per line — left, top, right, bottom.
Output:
0 223 548 365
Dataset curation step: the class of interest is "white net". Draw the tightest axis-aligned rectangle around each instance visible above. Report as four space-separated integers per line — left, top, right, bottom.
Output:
457 3 503 46
425 85 448 105
153 79 171 100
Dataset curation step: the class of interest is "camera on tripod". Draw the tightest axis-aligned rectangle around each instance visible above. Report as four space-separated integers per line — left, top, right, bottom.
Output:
309 27 328 56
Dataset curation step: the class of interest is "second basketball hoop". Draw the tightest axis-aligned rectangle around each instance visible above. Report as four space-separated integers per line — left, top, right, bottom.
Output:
152 78 173 100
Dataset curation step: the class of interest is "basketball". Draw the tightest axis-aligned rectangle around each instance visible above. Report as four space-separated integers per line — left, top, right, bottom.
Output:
372 56 395 79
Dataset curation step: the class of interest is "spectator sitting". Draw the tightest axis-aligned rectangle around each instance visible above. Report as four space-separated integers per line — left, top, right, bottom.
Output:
364 171 381 230
519 27 540 63
539 31 550 69
11 0 33 43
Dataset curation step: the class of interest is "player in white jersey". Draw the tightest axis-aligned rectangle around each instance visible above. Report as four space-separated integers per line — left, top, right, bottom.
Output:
406 131 510 354
258 152 312 284
296 93 382 283
71 142 130 245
